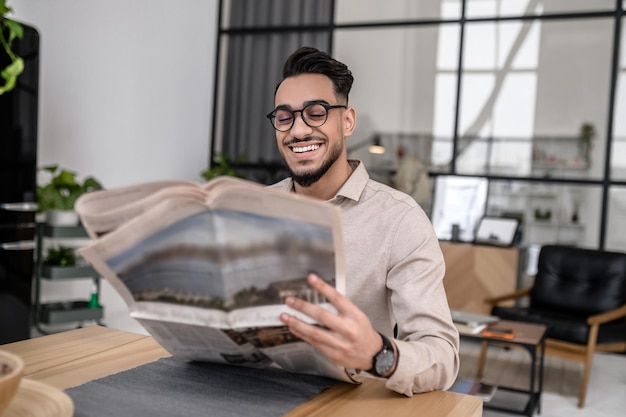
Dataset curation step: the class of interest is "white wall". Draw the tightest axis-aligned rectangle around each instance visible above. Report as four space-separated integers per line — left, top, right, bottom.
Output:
12 0 219 188
11 0 219 334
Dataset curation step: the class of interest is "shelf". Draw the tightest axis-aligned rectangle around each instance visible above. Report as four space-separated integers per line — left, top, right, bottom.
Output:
34 223 104 333
490 191 557 199
41 265 98 280
484 385 540 416
532 161 589 170
38 301 104 324
526 221 584 229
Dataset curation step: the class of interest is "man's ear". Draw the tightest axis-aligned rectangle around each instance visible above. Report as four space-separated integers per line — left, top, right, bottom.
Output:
343 107 357 136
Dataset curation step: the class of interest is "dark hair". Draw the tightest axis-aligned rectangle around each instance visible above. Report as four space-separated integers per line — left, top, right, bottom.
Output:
277 46 354 103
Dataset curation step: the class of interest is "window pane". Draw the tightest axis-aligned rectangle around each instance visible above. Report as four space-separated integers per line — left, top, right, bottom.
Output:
456 138 489 174
335 0 461 24
531 18 613 180
487 181 600 248
214 32 330 168
457 20 539 176
434 73 457 141
335 25 456 177
466 0 616 19
221 0 333 29
611 16 626 180
458 73 495 136
432 175 488 242
606 187 626 252
437 24 461 70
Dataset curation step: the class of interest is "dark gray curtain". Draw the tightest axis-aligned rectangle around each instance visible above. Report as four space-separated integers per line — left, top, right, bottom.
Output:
216 0 333 181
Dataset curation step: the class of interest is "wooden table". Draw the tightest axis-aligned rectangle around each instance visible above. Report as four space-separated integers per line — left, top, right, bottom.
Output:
1 326 482 417
462 320 547 417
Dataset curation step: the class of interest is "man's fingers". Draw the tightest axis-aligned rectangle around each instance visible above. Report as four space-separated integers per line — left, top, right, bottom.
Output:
280 312 337 347
284 295 343 331
306 273 352 315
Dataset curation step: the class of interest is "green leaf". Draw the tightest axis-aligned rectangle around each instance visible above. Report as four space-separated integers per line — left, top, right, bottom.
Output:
0 56 22 94
4 19 23 43
82 177 104 192
0 0 11 15
0 4 24 95
41 165 60 174
200 153 247 181
37 166 105 212
0 72 15 94
43 246 77 267
51 169 79 188
1 56 23 77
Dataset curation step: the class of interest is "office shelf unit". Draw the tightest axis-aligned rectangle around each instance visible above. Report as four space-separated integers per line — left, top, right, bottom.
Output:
33 223 104 334
487 182 585 246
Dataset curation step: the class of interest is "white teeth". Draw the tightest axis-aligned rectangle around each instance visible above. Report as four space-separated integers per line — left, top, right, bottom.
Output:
292 144 320 153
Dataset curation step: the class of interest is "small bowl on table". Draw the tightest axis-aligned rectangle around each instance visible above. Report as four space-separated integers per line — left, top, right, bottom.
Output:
0 350 25 415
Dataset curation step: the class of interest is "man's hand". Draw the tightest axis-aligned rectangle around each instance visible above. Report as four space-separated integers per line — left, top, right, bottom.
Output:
279 273 384 371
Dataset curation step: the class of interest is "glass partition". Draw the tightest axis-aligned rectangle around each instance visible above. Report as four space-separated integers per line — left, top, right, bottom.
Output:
487 180 600 247
606 186 626 252
456 19 538 175
465 0 616 18
530 18 612 181
457 18 613 179
215 0 624 250
334 25 457 179
431 175 488 242
610 15 626 180
335 0 461 23
221 0 333 29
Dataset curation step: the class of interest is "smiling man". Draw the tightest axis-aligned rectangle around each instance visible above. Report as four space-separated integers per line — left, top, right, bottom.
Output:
268 46 459 395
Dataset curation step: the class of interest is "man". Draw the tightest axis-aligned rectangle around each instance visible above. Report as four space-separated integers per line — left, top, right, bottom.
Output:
268 46 459 396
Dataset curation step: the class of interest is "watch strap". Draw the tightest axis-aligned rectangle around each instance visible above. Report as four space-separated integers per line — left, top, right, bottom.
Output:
367 332 395 377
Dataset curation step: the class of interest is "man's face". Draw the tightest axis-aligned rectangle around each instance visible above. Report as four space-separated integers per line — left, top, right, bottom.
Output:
273 73 352 187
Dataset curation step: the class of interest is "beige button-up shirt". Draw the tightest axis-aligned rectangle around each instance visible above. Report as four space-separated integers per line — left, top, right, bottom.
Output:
270 160 460 395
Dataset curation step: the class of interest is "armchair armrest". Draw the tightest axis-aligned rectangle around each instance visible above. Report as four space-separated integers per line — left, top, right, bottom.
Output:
587 303 626 326
485 287 532 306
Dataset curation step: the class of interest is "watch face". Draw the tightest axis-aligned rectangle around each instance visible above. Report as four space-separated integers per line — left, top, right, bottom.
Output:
375 350 395 376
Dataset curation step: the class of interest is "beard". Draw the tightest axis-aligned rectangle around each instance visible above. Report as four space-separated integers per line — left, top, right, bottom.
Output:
282 139 343 188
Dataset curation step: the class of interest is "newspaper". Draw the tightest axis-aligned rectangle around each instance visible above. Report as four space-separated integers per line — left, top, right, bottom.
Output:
75 176 356 383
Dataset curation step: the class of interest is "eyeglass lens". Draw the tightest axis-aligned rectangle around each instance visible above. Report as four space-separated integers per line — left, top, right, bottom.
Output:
272 103 330 131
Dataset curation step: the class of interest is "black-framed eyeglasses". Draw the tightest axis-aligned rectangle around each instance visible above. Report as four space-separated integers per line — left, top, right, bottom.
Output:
266 103 347 132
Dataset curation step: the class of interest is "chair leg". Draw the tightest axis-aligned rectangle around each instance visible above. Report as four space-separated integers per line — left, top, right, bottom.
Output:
475 340 489 379
578 325 600 408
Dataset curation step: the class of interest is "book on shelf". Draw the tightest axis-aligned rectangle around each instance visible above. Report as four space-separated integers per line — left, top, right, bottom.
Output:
74 175 358 384
453 322 488 334
481 326 516 339
450 379 498 402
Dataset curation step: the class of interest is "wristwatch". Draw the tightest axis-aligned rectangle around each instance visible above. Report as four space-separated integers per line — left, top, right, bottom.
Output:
368 332 396 377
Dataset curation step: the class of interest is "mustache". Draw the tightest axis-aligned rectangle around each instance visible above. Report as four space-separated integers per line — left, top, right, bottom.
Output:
285 136 325 146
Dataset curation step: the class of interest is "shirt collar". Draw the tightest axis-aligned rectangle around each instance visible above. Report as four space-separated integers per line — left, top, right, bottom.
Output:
334 160 368 202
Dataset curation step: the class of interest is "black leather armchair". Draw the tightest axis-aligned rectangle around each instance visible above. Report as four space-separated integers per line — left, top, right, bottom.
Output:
481 245 626 408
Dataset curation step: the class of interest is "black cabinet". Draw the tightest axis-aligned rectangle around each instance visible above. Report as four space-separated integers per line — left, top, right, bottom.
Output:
0 23 40 344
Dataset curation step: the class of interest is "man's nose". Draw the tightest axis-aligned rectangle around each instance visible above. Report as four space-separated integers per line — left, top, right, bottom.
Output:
290 112 313 136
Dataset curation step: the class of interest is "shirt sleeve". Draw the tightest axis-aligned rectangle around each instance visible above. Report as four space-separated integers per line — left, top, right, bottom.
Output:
383 206 460 396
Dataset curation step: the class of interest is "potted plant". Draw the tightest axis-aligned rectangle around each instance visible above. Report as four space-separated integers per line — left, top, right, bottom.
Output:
37 165 104 226
0 0 24 95
200 153 247 181
578 122 596 165
43 245 76 267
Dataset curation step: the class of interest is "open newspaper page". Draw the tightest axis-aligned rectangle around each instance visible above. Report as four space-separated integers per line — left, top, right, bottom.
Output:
76 177 355 383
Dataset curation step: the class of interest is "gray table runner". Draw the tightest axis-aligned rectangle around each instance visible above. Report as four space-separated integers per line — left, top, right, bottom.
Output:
66 357 339 417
